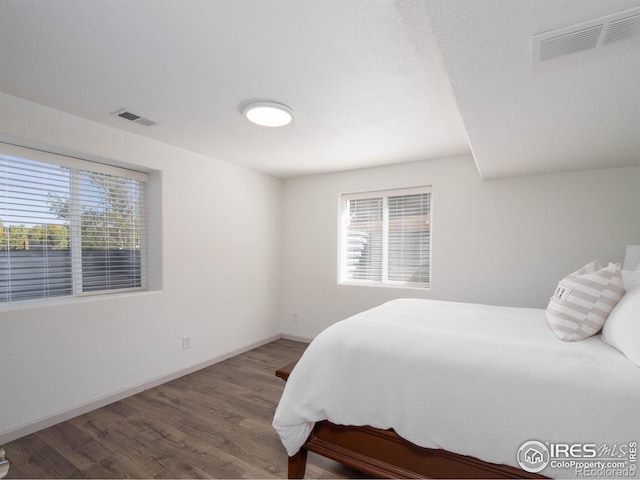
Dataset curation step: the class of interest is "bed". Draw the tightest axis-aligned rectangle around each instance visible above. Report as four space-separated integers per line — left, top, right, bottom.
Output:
272 298 640 478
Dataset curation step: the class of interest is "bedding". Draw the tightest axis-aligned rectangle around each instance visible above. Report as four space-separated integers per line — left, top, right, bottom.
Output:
602 285 640 366
273 298 640 478
545 261 624 341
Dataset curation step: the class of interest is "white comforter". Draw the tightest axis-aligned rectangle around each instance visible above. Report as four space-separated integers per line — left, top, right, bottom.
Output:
273 299 640 477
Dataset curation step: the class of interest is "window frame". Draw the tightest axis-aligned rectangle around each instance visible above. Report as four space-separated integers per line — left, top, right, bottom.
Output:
0 142 149 304
338 185 432 289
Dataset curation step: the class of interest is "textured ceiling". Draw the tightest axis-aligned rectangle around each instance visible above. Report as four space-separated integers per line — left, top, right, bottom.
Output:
0 0 469 178
1 1 639 179
425 0 640 179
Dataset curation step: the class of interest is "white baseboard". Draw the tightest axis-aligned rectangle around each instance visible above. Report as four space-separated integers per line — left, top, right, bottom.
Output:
0 334 281 445
279 333 313 343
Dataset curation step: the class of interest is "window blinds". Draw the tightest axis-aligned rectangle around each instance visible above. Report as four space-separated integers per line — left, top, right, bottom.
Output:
341 187 431 288
0 143 147 303
345 197 383 282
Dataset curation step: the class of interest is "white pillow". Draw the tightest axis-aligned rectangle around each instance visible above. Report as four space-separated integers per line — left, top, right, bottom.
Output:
601 286 640 366
546 261 625 342
622 269 640 291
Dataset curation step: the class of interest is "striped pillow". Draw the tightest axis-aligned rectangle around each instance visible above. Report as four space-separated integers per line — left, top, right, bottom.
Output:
546 261 625 342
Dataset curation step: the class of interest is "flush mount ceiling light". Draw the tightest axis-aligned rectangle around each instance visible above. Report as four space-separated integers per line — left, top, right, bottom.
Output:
243 101 293 127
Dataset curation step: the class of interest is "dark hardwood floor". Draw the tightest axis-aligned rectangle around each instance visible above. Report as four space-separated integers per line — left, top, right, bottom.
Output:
3 339 363 479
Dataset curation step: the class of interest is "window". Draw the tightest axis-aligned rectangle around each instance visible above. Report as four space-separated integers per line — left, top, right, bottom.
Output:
339 186 431 288
0 143 147 303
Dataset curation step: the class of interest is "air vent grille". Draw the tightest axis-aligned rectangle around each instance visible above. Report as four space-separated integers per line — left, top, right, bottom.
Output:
134 117 157 127
602 13 640 45
532 6 640 66
539 25 603 61
111 109 157 127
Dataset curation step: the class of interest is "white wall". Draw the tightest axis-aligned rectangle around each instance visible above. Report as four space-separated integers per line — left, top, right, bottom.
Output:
3 91 640 442
0 93 283 441
281 155 640 339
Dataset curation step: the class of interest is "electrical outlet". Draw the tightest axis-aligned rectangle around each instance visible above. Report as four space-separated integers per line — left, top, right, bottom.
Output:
182 335 191 349
292 312 299 323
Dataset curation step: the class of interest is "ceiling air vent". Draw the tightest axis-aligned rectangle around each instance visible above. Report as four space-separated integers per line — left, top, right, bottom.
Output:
111 108 157 127
602 12 640 45
532 6 640 65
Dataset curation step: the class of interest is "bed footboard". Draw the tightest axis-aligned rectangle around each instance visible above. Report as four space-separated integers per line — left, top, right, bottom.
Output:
289 420 544 479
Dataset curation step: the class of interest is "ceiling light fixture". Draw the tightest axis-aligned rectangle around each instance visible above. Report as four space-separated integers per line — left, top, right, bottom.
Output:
243 101 293 127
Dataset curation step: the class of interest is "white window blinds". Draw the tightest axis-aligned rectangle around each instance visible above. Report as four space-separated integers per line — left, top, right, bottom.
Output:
340 186 431 288
0 143 148 303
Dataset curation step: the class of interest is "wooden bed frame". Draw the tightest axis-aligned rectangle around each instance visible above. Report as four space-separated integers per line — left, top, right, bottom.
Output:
276 361 545 479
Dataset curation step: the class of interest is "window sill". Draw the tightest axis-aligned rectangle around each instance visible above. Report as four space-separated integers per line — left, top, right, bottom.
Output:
0 288 162 312
338 281 431 291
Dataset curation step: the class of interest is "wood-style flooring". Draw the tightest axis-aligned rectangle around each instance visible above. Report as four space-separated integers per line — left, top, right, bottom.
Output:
3 339 363 479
